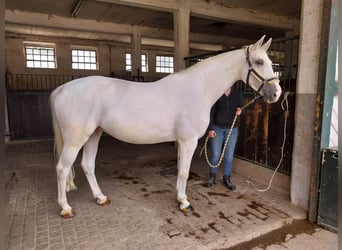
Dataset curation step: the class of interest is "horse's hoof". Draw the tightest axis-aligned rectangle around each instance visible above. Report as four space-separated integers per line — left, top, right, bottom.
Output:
60 209 75 219
181 204 194 214
97 197 111 206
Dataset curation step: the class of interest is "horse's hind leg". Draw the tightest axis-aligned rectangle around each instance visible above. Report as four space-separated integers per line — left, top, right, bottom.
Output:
81 128 110 206
57 144 83 218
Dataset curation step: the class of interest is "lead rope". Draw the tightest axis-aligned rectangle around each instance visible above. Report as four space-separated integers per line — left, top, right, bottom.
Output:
246 92 289 192
199 95 261 168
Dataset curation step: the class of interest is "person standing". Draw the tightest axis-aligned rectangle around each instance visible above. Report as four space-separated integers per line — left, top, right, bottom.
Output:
206 86 243 190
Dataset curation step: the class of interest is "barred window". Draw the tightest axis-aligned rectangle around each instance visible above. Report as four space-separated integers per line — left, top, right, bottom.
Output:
156 55 174 73
25 46 56 69
71 49 98 70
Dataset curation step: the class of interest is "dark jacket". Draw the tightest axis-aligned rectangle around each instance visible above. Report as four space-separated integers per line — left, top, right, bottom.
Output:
208 88 243 130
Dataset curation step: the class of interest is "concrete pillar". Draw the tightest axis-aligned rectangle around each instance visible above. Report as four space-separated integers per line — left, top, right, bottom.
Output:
149 51 156 75
131 26 141 76
173 6 190 72
290 0 324 210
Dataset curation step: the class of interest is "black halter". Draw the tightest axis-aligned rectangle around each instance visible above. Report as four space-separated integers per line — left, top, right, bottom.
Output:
245 46 279 95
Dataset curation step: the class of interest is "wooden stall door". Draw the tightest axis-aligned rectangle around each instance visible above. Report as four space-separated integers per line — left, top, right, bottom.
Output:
7 92 53 139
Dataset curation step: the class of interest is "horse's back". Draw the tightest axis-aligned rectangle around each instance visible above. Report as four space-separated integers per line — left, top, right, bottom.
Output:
51 76 181 143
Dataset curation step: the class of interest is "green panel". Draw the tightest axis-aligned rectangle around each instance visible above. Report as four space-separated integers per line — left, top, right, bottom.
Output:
318 148 338 231
321 0 338 149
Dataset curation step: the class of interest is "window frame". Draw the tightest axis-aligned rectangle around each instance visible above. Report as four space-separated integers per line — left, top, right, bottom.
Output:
125 52 132 71
23 42 57 69
71 46 99 71
155 54 174 73
141 53 148 73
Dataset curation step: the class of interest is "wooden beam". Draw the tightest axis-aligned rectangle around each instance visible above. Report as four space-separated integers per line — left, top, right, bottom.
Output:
95 0 179 12
5 9 251 47
6 22 237 51
5 9 135 35
5 23 132 43
189 1 297 31
97 0 298 30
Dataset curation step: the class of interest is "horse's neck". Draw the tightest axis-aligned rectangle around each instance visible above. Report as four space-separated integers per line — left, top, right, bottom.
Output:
187 49 245 107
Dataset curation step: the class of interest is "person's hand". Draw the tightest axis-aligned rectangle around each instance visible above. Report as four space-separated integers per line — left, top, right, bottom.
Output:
208 130 216 138
235 108 242 116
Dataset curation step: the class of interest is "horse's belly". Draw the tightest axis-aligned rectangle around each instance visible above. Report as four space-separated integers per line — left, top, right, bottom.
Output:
105 129 175 144
101 120 176 144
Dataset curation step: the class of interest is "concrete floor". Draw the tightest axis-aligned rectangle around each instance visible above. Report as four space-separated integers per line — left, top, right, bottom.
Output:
5 136 337 249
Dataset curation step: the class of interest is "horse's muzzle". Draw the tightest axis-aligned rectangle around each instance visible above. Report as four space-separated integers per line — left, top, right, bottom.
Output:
262 81 282 103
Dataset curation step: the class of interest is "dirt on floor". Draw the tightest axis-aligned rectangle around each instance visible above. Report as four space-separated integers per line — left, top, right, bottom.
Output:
227 219 319 250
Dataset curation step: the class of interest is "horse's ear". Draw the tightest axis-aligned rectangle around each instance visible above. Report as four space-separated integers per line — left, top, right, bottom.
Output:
250 35 266 51
261 38 272 51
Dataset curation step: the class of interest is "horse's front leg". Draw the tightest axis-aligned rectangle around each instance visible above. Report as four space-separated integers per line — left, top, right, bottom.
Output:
176 138 198 213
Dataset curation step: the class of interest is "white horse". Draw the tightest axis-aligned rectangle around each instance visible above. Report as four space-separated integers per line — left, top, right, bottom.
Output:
50 36 281 218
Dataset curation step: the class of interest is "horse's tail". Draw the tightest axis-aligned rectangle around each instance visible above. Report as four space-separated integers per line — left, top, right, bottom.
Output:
50 86 77 191
50 86 63 163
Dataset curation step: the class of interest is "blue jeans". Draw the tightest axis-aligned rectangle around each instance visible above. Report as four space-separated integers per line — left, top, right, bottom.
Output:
209 126 238 176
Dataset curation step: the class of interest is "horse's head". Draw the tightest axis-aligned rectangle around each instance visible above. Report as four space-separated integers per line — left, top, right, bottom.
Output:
243 36 282 103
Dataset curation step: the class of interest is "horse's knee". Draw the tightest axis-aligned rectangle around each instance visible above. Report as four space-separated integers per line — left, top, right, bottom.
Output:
57 167 70 180
56 163 63 174
56 165 68 182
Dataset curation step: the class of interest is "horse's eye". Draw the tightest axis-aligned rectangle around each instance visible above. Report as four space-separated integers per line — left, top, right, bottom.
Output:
255 59 264 66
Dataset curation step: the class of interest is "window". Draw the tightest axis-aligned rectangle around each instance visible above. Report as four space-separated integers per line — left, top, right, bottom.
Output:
125 53 148 72
125 53 132 71
71 48 98 70
156 55 174 73
141 54 148 72
25 45 56 69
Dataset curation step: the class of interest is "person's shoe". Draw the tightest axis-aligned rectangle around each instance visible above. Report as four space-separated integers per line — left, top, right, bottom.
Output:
205 173 216 187
223 175 236 191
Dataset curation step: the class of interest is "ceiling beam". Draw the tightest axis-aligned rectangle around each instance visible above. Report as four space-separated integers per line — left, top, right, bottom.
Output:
5 23 132 43
95 0 179 12
6 10 251 50
188 1 298 31
6 9 261 51
5 9 135 35
96 0 299 30
5 9 250 45
6 23 230 51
